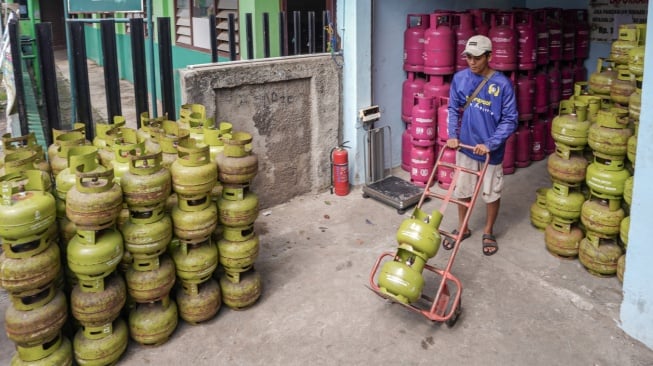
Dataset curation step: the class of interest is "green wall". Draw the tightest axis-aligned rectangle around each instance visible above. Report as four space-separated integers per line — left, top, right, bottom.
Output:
240 0 281 59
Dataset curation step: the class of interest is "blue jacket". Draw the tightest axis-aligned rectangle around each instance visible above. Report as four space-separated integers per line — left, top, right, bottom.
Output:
447 69 518 165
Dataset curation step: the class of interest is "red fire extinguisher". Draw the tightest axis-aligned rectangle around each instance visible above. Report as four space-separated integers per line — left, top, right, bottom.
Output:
331 142 350 196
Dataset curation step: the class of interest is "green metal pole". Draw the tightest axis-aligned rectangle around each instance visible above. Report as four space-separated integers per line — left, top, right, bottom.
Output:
147 0 157 118
63 0 76 126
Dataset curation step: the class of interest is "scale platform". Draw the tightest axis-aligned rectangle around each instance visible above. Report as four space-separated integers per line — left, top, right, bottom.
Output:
362 175 423 214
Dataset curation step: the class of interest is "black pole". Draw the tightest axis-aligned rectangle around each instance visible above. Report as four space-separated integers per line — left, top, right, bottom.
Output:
228 13 237 61
308 11 315 54
101 19 121 121
130 18 148 128
8 20 28 135
69 21 93 140
35 23 59 144
245 13 253 59
157 17 175 120
322 11 328 52
262 13 270 58
209 14 218 63
293 11 301 55
279 12 287 56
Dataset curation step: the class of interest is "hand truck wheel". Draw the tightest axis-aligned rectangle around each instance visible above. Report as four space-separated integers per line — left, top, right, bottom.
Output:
445 300 462 328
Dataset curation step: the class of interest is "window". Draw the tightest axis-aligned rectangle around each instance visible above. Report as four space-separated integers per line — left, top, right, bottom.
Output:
175 0 239 56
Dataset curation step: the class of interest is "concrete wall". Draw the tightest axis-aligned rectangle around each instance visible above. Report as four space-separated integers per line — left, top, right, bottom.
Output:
179 54 342 209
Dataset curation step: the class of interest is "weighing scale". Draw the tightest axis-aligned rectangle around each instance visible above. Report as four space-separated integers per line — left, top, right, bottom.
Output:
359 106 423 214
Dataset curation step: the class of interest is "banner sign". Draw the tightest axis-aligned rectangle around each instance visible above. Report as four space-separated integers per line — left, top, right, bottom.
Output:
68 0 143 13
589 0 648 42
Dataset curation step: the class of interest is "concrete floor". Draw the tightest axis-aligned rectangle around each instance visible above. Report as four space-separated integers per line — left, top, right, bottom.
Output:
2 53 653 365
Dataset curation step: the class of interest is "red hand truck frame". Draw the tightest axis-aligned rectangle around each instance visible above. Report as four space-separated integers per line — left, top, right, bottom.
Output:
367 144 490 326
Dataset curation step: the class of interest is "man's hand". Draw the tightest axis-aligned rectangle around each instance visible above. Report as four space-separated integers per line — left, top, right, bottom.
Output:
446 138 460 149
473 143 489 155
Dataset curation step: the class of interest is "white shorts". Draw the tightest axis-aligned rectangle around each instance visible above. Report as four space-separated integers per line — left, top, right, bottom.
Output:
453 152 504 203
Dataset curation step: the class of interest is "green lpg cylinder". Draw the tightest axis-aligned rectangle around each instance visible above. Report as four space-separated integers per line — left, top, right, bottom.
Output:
177 278 222 324
10 334 73 366
122 207 172 270
578 232 622 277
545 218 584 258
125 255 176 304
219 268 262 310
109 128 145 185
218 185 259 227
172 196 218 242
120 151 171 209
216 131 258 184
171 238 218 285
395 207 443 259
0 170 56 240
129 297 178 346
65 168 123 230
179 103 206 131
171 140 217 199
67 228 124 292
586 156 631 198
73 318 128 366
628 79 642 121
0 232 61 296
70 274 126 339
218 232 259 279
4 290 68 348
551 100 590 147
0 150 39 176
530 188 552 231
47 123 85 161
546 144 588 185
589 58 617 95
157 120 190 169
204 122 232 162
377 253 425 304
627 133 637 167
623 176 633 206
49 131 88 177
545 182 585 220
588 110 632 158
580 197 624 237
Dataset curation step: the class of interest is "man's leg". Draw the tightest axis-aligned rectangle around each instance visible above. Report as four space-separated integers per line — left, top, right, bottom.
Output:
483 198 500 255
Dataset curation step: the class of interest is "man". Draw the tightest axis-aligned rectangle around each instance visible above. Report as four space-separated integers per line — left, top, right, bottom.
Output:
442 35 518 256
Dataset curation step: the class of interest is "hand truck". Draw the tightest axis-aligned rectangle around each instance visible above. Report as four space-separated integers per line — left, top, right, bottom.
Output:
367 144 490 326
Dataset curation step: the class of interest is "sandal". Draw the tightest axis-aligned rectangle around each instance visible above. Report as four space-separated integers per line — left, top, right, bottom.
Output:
482 234 499 256
442 229 471 250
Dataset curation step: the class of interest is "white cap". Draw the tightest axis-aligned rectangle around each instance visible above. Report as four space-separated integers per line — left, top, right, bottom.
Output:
462 35 492 56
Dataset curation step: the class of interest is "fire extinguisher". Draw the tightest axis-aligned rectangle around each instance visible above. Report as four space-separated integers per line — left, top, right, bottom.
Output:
331 142 350 196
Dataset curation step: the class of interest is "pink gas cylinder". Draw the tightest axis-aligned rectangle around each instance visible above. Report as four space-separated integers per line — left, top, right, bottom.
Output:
404 14 430 72
402 72 427 123
410 94 437 145
515 10 536 71
548 61 562 109
516 71 535 121
437 140 455 189
534 10 549 66
515 121 532 168
402 128 412 172
546 8 563 61
423 75 451 101
573 59 588 83
469 8 494 36
423 12 455 75
534 68 549 114
574 9 590 60
410 144 436 187
437 97 450 142
561 62 574 100
561 10 576 61
503 132 517 174
531 115 547 161
454 12 476 72
489 12 517 71
543 109 556 155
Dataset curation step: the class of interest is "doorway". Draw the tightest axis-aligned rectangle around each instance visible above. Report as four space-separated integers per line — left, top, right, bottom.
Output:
39 0 66 49
283 0 334 55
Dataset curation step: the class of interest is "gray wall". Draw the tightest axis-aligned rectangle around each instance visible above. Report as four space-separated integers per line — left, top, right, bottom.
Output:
180 54 342 209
